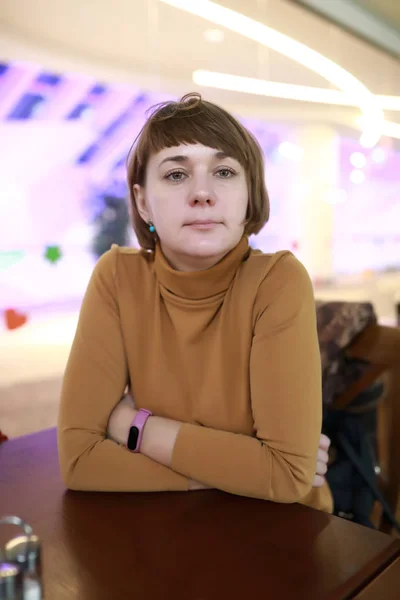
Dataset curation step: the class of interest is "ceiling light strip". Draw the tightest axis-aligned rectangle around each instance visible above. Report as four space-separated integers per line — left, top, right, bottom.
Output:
193 70 400 112
193 70 400 140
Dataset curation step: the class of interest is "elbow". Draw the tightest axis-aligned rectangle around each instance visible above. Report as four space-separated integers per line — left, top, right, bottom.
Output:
274 476 313 504
57 428 101 491
58 448 83 491
57 433 79 490
260 450 315 504
60 463 82 491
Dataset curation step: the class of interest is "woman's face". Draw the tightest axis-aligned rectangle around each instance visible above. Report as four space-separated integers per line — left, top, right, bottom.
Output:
134 143 248 271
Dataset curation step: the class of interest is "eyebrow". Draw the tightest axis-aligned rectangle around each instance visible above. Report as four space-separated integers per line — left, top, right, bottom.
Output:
159 151 231 167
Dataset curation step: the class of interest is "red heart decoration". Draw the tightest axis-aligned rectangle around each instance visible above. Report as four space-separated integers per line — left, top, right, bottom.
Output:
4 308 28 330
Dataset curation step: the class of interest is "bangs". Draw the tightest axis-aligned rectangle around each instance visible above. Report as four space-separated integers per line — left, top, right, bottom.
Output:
133 96 252 178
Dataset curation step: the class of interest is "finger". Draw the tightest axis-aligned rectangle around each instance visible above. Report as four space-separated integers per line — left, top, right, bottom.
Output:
319 434 331 450
313 475 325 488
317 449 329 464
316 460 328 477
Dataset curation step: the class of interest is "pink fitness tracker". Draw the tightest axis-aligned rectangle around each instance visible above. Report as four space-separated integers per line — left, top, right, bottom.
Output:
127 409 152 452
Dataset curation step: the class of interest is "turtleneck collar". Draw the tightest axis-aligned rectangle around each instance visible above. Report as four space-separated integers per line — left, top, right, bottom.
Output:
154 236 250 300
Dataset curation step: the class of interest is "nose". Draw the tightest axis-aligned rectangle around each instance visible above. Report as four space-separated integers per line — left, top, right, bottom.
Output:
188 179 216 207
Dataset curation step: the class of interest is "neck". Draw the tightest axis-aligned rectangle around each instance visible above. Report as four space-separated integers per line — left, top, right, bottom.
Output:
160 244 230 272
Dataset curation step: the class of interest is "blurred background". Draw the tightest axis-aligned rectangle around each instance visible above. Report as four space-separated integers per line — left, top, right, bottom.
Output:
0 0 399 437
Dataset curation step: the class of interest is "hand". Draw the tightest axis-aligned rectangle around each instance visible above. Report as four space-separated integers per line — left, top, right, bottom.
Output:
313 433 331 488
107 393 136 446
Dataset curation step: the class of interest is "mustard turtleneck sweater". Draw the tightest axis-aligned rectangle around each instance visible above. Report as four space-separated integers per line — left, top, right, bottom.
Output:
58 237 333 513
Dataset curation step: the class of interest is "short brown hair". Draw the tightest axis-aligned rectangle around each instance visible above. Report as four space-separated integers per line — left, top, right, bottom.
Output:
127 93 270 250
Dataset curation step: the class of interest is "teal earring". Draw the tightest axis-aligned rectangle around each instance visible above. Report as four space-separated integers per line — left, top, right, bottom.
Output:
148 222 155 233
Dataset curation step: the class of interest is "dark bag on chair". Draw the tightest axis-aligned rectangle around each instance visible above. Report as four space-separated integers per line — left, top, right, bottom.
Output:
323 381 400 533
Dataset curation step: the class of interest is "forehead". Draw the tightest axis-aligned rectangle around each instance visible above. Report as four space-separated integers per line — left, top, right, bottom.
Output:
151 143 238 164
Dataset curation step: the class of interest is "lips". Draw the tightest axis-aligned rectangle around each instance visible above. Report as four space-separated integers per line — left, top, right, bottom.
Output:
185 220 220 226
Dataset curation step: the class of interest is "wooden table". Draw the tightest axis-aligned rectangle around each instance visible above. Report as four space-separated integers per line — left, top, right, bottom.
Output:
354 556 400 599
1 428 400 600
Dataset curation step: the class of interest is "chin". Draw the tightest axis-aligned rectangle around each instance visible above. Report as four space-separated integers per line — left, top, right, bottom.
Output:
160 229 244 271
181 232 241 258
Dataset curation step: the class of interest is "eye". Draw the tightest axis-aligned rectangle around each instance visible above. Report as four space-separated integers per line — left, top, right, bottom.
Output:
165 170 187 182
216 167 235 178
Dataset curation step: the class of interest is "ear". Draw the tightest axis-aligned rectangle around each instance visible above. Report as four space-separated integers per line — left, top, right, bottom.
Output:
133 184 151 223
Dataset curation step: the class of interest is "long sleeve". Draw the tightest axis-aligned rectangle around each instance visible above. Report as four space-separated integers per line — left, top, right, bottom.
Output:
171 254 322 503
57 248 188 492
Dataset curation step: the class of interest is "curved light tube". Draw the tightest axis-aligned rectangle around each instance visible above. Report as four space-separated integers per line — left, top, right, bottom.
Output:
160 0 384 147
193 70 400 111
193 70 400 140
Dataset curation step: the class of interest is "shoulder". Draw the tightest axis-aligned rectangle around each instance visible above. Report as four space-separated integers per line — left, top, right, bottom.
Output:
245 249 312 290
93 244 154 282
244 249 314 316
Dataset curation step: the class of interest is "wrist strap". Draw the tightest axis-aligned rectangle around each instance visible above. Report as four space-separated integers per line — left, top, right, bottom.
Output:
127 409 152 453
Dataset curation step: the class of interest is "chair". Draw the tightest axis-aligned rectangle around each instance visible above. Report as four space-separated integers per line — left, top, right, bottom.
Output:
332 323 400 534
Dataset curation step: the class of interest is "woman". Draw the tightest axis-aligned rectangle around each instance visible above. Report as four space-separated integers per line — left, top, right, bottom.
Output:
58 93 332 512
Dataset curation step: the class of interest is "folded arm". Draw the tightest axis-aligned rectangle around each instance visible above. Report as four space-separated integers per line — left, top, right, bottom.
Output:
108 254 323 502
